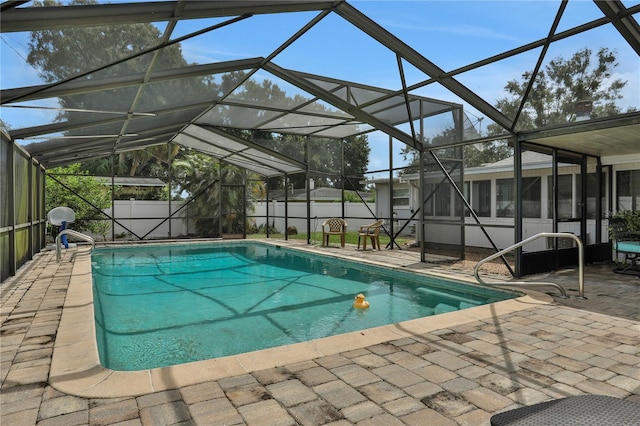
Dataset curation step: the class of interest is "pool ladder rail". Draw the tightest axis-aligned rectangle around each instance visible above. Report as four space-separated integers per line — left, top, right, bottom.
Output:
474 232 585 300
55 229 95 262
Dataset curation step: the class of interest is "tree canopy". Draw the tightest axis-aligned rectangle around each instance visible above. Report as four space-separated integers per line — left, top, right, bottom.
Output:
45 163 112 235
27 1 370 190
27 1 371 236
490 47 629 132
401 46 629 172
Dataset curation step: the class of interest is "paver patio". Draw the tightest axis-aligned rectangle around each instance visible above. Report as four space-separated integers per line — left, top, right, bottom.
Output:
1 241 639 425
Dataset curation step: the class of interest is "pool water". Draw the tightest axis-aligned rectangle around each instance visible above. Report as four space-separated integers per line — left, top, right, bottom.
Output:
91 242 517 371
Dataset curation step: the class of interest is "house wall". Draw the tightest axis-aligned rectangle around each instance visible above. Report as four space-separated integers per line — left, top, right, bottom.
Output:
375 155 640 252
374 182 418 235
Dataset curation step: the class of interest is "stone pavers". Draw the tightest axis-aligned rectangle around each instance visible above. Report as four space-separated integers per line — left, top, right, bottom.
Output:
1 245 639 425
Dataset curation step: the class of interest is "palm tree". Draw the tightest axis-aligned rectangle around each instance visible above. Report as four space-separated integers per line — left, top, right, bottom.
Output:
172 150 265 236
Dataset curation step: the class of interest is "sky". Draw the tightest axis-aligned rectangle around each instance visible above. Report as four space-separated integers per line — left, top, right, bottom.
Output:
1 0 639 173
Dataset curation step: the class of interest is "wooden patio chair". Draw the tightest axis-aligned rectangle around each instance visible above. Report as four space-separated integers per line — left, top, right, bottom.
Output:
357 219 385 251
322 218 347 247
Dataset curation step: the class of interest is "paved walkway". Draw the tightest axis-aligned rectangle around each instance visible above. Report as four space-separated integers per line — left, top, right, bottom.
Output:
1 242 639 425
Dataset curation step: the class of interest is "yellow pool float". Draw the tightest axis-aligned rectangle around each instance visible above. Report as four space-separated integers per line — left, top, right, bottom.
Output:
353 293 370 309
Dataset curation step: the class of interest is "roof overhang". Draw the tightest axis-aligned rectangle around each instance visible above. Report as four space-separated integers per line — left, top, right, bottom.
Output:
517 112 640 158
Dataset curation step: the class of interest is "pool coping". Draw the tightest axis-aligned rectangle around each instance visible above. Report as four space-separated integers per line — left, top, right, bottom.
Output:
50 240 553 398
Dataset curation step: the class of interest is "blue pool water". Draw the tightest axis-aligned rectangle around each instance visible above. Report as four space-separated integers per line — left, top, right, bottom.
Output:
91 242 517 371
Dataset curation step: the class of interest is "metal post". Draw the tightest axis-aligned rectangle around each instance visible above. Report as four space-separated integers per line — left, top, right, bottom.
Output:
455 108 465 260
242 170 246 239
285 173 289 241
595 157 603 244
580 155 587 246
9 138 16 276
514 139 523 278
28 157 34 259
552 149 558 234
389 135 394 249
306 136 311 244
419 147 425 262
111 154 116 241
341 138 345 219
266 178 270 238
168 144 172 239
552 148 559 269
218 159 223 238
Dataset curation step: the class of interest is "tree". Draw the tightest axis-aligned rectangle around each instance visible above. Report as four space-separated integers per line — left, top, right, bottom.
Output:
27 1 371 237
27 0 213 178
402 47 628 171
0 119 10 133
342 135 371 190
28 0 195 96
256 132 370 191
223 75 371 191
490 47 628 132
400 128 496 175
172 150 266 237
45 163 112 235
463 142 512 168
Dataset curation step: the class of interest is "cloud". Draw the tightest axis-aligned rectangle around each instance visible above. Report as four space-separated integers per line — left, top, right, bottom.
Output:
381 19 522 43
181 43 247 64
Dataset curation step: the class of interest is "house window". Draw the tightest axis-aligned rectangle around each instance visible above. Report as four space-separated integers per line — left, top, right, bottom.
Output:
496 178 514 218
587 173 604 219
548 175 574 219
393 187 410 207
617 170 640 211
435 182 451 216
472 180 491 217
463 181 470 217
522 177 541 218
423 184 434 216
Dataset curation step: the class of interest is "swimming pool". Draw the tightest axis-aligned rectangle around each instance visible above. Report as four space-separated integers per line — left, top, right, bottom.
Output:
91 241 517 371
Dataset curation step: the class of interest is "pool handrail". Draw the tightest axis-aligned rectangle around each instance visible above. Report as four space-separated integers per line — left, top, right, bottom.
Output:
474 232 585 300
55 229 95 262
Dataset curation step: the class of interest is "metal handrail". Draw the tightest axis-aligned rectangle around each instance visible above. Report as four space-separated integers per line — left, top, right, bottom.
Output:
55 229 95 262
474 232 586 300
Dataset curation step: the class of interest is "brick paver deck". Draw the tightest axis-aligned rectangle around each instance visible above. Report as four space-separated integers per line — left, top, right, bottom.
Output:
2 241 638 425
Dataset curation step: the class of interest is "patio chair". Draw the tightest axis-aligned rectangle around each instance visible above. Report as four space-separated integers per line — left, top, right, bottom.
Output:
610 217 640 276
322 218 347 247
490 394 640 425
357 219 385 251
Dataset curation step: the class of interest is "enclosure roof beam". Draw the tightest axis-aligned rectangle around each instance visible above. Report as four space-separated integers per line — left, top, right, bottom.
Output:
34 135 178 168
334 1 514 132
26 123 181 156
199 125 307 170
517 111 640 141
0 0 342 32
11 100 213 139
1 59 263 104
264 62 420 149
594 0 640 56
177 126 299 176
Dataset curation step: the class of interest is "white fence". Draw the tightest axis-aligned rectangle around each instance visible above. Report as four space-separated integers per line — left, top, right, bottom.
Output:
95 200 379 240
96 200 607 253
106 199 189 240
252 201 379 234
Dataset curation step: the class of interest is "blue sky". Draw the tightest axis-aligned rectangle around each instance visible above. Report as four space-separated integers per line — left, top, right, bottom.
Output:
1 1 639 172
